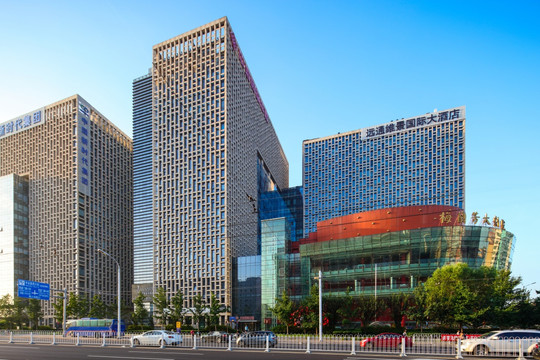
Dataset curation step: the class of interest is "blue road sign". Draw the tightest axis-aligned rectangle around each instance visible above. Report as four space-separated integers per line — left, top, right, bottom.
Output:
17 279 50 300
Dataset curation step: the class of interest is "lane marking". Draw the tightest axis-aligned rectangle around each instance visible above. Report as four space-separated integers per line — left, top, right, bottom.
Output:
129 351 204 355
88 356 174 360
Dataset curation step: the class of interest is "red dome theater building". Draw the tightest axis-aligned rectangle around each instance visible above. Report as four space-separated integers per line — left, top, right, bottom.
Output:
286 205 514 299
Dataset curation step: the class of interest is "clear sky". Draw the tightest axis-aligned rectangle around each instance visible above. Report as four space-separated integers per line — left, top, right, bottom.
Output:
1 1 539 293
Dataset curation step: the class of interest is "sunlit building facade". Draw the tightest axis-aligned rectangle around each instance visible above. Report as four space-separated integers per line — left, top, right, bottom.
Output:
0 95 133 325
303 107 466 236
151 17 288 322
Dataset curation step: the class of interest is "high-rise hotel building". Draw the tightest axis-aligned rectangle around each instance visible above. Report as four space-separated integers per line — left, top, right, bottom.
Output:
149 17 288 317
0 95 133 324
303 107 465 236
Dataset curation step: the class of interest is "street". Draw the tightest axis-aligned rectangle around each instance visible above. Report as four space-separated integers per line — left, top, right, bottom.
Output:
0 343 503 360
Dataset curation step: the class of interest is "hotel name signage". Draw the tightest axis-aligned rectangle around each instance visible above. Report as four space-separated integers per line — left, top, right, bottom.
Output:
361 106 465 140
0 107 46 139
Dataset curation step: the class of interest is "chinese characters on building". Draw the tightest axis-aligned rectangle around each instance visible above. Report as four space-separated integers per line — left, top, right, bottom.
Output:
0 109 44 138
362 107 464 140
78 103 91 196
439 210 505 230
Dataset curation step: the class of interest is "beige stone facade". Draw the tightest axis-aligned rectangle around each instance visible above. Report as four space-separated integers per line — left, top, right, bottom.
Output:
0 95 132 325
152 17 288 319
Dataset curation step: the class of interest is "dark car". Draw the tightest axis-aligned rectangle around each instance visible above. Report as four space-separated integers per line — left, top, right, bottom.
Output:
201 331 230 343
236 331 277 347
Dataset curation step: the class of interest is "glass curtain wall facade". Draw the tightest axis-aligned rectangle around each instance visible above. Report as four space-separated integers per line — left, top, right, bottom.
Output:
260 218 289 328
151 17 288 320
299 225 514 298
0 174 29 297
133 72 153 286
303 107 465 236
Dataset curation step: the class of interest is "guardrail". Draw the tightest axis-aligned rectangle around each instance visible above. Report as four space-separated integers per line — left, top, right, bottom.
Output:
0 330 537 357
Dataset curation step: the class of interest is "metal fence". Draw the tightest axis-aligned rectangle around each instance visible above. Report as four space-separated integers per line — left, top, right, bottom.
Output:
0 330 537 357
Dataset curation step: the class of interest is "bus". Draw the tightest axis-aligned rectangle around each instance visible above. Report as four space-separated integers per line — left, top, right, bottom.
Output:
64 318 125 337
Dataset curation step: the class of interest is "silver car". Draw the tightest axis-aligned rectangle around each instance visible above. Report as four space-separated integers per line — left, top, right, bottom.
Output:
460 330 540 355
236 331 277 347
133 330 183 346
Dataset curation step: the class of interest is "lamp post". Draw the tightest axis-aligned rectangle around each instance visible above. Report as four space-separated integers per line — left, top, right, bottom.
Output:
98 249 121 338
314 270 322 341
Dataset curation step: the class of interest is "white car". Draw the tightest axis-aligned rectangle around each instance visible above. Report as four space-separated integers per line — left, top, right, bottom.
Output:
133 330 183 346
460 330 540 355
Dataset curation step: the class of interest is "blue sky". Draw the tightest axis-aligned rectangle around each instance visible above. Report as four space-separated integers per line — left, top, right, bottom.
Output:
1 1 539 292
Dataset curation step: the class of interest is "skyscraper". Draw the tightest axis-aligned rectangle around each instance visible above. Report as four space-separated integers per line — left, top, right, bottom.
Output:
0 95 133 324
150 17 288 321
303 106 465 236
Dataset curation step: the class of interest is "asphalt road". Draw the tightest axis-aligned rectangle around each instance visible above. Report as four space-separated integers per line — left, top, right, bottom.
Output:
0 343 497 360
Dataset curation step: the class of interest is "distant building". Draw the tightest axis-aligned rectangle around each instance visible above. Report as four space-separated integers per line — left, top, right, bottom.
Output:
303 107 465 236
0 95 133 325
149 17 288 324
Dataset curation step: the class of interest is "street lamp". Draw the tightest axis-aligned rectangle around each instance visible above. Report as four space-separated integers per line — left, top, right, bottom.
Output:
314 270 322 341
97 248 121 338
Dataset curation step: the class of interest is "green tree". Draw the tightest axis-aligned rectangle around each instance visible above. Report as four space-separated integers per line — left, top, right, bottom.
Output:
408 284 429 330
152 287 169 328
190 294 206 331
51 293 65 327
132 292 149 328
419 263 530 329
269 290 295 334
387 293 410 328
337 288 359 328
357 295 380 327
27 299 43 329
207 293 222 330
12 297 28 329
0 294 14 328
88 295 107 318
66 292 89 319
169 290 184 327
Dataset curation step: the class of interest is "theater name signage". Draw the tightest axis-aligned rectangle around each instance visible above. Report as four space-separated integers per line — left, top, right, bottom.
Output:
361 106 465 140
0 107 46 139
439 210 505 230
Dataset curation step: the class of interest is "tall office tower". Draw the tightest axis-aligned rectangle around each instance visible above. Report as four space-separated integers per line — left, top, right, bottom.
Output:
0 95 133 324
132 71 154 304
151 17 288 318
0 174 29 298
303 106 465 236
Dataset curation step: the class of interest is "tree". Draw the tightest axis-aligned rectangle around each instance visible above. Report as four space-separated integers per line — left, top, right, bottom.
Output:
132 292 149 328
66 292 89 319
88 295 107 319
408 284 429 330
169 290 184 327
52 293 65 327
269 290 295 334
0 294 14 328
419 263 530 329
357 295 381 327
387 293 410 328
152 287 169 328
207 293 222 330
27 299 43 329
337 288 359 328
190 294 206 331
12 297 28 329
